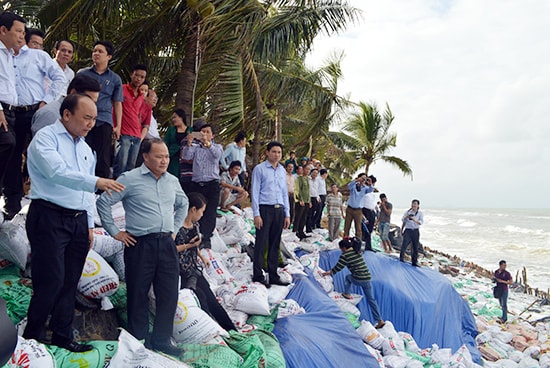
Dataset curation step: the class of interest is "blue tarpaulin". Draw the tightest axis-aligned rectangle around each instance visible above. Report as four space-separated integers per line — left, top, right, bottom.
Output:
273 271 379 368
319 249 481 364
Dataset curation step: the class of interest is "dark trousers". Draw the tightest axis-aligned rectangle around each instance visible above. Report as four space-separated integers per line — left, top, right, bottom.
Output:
125 234 179 344
293 202 308 236
23 200 89 344
85 122 113 178
253 205 284 282
400 228 420 265
189 180 220 245
190 275 235 331
315 194 326 228
0 110 16 191
306 197 319 232
288 193 295 225
362 208 376 250
3 109 35 214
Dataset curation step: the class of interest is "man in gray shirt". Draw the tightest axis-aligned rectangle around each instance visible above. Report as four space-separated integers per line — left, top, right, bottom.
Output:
97 138 188 356
31 74 101 136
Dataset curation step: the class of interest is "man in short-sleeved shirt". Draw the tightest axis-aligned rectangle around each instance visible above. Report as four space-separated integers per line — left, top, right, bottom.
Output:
378 193 393 253
219 160 248 210
77 40 123 179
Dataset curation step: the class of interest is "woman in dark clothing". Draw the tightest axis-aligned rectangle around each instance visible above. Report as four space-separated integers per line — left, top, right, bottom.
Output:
164 108 188 178
175 192 236 331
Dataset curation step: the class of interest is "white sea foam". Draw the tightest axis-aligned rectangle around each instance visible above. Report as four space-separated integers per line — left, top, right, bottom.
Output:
456 219 477 227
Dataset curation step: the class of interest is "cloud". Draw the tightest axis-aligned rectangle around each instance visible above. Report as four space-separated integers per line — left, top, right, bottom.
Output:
307 0 550 208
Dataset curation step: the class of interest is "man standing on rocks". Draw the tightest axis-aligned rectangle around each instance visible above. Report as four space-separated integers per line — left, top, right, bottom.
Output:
494 260 512 323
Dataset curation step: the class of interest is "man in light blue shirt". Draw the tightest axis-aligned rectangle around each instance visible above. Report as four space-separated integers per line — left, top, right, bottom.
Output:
400 199 424 267
23 94 124 353
2 38 66 218
251 141 290 287
97 138 188 356
221 131 247 185
343 174 374 240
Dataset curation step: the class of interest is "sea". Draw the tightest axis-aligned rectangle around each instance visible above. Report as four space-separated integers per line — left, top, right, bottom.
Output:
396 207 550 292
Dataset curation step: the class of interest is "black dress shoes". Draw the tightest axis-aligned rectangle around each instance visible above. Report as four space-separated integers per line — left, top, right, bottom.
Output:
54 340 94 353
147 340 184 356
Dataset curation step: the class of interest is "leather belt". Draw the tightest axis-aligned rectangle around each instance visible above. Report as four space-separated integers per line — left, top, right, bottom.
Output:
135 232 172 239
1 102 41 113
33 199 86 217
260 204 283 209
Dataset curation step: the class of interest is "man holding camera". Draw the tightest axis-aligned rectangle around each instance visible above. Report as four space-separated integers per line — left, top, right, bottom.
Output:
399 199 424 267
343 173 374 240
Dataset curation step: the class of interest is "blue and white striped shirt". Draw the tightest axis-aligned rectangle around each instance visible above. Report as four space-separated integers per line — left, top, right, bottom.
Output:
182 141 223 182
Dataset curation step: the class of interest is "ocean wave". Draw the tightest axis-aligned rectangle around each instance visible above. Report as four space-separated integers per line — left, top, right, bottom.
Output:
503 225 547 236
456 219 477 227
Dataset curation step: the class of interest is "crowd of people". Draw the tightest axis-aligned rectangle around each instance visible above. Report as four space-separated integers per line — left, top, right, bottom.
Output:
0 10 426 356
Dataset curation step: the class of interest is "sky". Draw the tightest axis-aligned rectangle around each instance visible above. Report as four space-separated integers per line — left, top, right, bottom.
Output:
306 0 550 209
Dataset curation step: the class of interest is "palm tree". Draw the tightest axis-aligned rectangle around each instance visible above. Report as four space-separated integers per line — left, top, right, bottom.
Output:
329 102 413 178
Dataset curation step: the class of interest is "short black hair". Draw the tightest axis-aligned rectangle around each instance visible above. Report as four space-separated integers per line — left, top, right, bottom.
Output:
187 192 207 211
67 74 101 95
25 28 44 44
132 64 148 73
234 131 246 144
229 160 241 170
499 260 506 266
93 40 115 56
0 11 26 30
266 141 283 151
320 169 327 175
285 162 294 168
141 138 165 154
54 39 75 51
368 175 377 183
379 193 387 199
200 123 215 134
311 168 319 173
59 93 91 116
173 108 187 126
412 199 420 205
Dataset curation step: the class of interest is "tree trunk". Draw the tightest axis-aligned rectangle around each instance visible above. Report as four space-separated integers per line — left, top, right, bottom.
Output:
252 123 262 167
176 14 201 125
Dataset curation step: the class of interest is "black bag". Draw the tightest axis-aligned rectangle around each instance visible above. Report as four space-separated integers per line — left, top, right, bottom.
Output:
493 286 503 299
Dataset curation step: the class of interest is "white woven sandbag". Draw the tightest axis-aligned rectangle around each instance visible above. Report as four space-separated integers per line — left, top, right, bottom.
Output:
110 329 192 367
172 288 227 344
77 249 119 310
399 331 421 353
449 344 474 368
7 336 55 368
210 229 227 253
227 309 249 329
0 222 30 269
233 283 270 316
268 284 291 306
201 249 234 285
277 299 305 319
94 199 126 229
364 343 384 368
217 214 245 245
356 320 385 349
382 355 412 368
